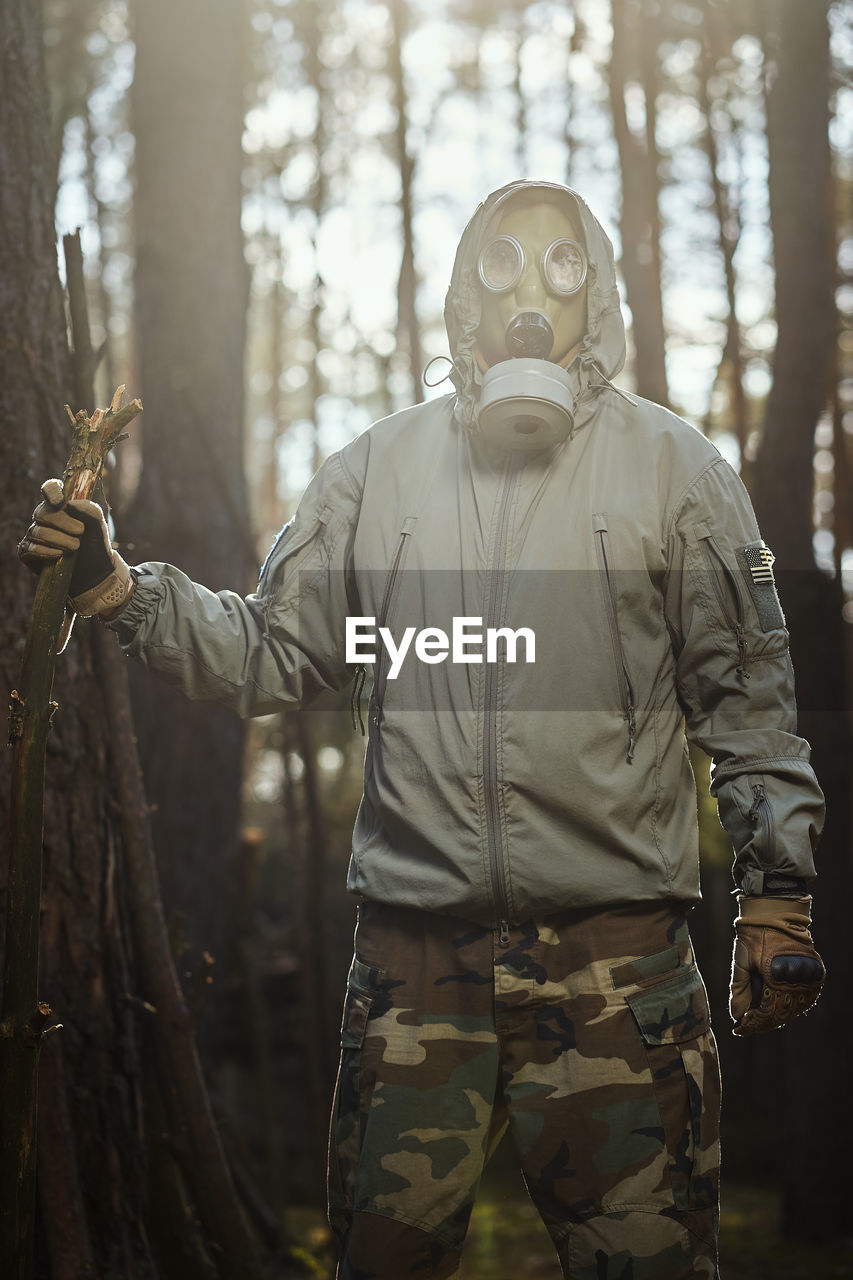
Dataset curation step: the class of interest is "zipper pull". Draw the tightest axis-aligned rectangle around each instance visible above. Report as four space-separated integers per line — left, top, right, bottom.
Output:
498 921 511 948
350 665 367 736
748 784 766 823
735 624 750 680
625 704 636 765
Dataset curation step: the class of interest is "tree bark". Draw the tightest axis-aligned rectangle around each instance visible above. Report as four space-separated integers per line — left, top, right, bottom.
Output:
0 3 156 1272
96 628 264 1277
2 385 141 1275
127 0 253 977
753 0 853 1236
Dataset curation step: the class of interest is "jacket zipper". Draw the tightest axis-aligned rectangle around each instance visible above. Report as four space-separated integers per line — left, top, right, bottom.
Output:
593 517 637 764
748 783 775 865
700 536 750 679
371 522 414 731
485 454 522 945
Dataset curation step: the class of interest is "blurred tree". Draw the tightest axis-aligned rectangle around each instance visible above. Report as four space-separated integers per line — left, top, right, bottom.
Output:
563 2 584 187
262 260 290 537
83 110 118 400
300 0 331 475
44 0 103 178
697 0 748 459
389 0 424 404
508 0 530 174
753 0 853 1235
126 0 253 980
0 1 153 1273
608 0 669 405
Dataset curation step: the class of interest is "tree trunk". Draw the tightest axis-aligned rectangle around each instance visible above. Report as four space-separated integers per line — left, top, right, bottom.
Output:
697 0 747 459
512 9 528 176
753 0 853 1236
306 0 329 477
564 2 582 187
127 0 253 978
389 0 424 405
0 2 156 1272
608 0 669 406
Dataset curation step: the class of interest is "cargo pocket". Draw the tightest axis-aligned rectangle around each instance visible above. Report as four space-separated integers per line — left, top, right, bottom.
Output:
327 957 379 1242
626 965 721 1215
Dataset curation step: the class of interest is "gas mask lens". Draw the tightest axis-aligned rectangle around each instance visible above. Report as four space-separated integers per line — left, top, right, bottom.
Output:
542 239 587 295
478 236 524 292
478 235 587 296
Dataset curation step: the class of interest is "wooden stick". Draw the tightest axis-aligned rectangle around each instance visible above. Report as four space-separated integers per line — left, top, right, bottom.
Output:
0 390 140 1280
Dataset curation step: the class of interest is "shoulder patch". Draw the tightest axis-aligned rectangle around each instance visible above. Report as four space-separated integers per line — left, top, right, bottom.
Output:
736 540 785 631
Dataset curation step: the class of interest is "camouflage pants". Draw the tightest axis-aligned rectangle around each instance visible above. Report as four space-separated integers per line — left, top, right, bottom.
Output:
328 902 721 1279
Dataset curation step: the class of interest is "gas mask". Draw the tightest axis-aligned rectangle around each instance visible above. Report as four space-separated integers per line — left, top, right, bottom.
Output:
476 200 588 451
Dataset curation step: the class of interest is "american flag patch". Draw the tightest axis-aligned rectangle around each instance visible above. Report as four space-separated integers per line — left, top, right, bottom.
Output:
743 542 775 584
737 539 784 630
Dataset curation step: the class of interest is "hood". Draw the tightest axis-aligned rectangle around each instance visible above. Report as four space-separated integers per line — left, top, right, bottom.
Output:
443 179 626 432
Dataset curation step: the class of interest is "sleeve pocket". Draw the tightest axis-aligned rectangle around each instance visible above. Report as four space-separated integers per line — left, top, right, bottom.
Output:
258 504 332 599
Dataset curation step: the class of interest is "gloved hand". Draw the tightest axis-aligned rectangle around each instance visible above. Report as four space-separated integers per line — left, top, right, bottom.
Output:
730 895 825 1036
18 478 134 619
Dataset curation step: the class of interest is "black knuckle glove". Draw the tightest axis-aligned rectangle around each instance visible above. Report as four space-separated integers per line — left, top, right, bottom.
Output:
730 895 825 1037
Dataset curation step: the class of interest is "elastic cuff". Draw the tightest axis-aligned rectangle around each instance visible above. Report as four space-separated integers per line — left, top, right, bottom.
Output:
104 566 162 644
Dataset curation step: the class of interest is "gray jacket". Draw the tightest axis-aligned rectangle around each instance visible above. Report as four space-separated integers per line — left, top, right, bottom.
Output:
114 181 823 928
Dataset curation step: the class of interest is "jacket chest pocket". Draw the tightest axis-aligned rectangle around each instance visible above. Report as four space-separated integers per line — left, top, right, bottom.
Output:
593 513 637 764
371 517 417 731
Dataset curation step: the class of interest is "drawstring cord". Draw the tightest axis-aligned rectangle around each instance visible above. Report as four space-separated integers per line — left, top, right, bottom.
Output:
583 356 639 406
422 355 457 388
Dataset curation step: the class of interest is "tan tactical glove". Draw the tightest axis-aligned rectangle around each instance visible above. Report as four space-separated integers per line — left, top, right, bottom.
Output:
18 478 134 620
730 895 825 1036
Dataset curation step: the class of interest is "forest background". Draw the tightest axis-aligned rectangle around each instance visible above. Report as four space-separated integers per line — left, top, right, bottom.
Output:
1 0 852 1277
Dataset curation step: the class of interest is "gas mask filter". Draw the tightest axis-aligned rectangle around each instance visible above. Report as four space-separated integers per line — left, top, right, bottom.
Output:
476 226 588 451
478 358 577 452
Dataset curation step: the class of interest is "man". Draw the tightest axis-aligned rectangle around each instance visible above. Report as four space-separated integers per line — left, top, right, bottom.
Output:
21 180 825 1279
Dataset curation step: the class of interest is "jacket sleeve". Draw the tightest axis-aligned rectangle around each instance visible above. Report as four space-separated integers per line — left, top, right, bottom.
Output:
664 456 824 894
108 448 363 717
